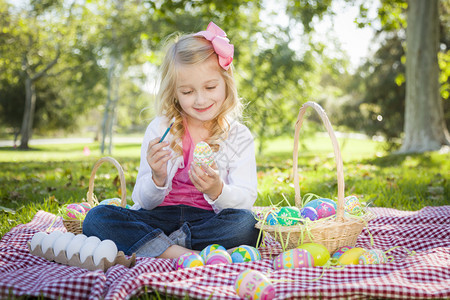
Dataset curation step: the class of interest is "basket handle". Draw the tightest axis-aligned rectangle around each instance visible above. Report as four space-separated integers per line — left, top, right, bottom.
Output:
293 102 345 222
87 156 127 208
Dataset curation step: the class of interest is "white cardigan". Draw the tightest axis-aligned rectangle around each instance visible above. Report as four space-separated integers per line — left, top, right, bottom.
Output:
131 116 258 213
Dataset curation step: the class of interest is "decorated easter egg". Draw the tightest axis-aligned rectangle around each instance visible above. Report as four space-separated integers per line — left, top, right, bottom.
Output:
338 247 366 265
344 196 362 214
193 141 214 166
93 239 118 265
64 203 85 219
358 249 388 265
297 243 330 266
30 231 48 251
234 269 275 300
66 234 87 260
273 248 314 270
315 201 336 219
331 246 353 260
231 245 261 263
206 249 232 265
53 232 75 257
99 198 122 207
304 198 336 210
175 252 205 270
79 202 92 213
41 230 63 254
200 244 226 262
277 206 300 226
264 212 279 225
300 207 318 221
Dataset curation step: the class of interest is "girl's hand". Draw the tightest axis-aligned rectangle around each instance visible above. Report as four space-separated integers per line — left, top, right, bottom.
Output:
189 162 223 200
147 138 172 187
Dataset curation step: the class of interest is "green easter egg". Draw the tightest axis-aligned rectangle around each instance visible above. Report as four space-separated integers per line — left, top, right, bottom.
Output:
277 206 300 226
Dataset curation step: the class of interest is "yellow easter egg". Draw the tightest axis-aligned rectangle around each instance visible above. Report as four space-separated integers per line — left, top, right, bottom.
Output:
337 247 366 265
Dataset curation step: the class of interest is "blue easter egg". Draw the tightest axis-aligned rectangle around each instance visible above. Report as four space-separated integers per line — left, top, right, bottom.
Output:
265 212 278 225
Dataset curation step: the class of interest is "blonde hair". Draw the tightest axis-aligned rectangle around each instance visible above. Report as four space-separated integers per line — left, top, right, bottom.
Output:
157 33 242 156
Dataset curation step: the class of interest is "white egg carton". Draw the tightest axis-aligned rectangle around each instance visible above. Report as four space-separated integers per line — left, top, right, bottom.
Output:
27 241 136 272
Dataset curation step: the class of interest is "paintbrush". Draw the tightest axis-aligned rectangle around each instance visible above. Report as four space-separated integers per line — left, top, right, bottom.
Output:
159 122 174 143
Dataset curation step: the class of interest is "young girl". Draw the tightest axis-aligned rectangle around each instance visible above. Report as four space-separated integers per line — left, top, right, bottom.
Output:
83 22 259 259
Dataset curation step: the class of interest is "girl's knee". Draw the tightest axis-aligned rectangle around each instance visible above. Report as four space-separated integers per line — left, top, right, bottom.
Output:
82 205 110 235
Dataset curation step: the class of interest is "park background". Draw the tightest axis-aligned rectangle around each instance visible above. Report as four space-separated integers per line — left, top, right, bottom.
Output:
0 0 449 237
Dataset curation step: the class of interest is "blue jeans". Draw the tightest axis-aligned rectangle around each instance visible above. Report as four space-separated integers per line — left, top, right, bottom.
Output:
82 205 259 257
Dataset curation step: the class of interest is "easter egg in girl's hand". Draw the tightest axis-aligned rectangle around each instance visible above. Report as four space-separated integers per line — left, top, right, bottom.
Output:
358 249 388 265
300 207 318 221
297 243 330 266
200 244 226 262
175 252 204 270
193 141 214 166
234 269 275 300
277 206 300 226
331 246 353 260
273 248 314 270
206 249 232 265
231 245 261 263
64 203 85 219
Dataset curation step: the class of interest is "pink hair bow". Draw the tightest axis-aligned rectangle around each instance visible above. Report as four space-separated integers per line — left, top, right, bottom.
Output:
194 22 234 70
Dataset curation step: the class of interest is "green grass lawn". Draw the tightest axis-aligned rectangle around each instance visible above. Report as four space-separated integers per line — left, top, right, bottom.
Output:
0 135 449 238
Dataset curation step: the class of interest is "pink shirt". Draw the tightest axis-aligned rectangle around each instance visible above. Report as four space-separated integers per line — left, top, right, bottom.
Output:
159 128 213 211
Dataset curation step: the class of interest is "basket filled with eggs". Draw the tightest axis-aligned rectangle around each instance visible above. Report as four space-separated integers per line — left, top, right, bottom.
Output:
61 156 128 235
255 101 376 254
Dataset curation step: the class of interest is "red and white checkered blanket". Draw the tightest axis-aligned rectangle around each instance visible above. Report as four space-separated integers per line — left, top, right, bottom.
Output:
1 207 449 299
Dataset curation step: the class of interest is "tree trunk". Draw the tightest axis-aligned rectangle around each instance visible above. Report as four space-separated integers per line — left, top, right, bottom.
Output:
400 0 450 153
19 76 36 149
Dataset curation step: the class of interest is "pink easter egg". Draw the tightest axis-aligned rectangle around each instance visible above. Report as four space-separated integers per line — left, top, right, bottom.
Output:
79 202 92 213
234 269 275 300
316 202 336 219
205 249 232 265
175 252 204 270
273 248 314 270
65 203 85 219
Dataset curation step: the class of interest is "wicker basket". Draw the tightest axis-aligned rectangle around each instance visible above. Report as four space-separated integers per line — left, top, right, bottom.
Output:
63 156 127 234
255 101 375 254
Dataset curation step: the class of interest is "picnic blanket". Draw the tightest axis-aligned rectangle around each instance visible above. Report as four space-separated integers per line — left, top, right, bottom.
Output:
1 206 449 299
